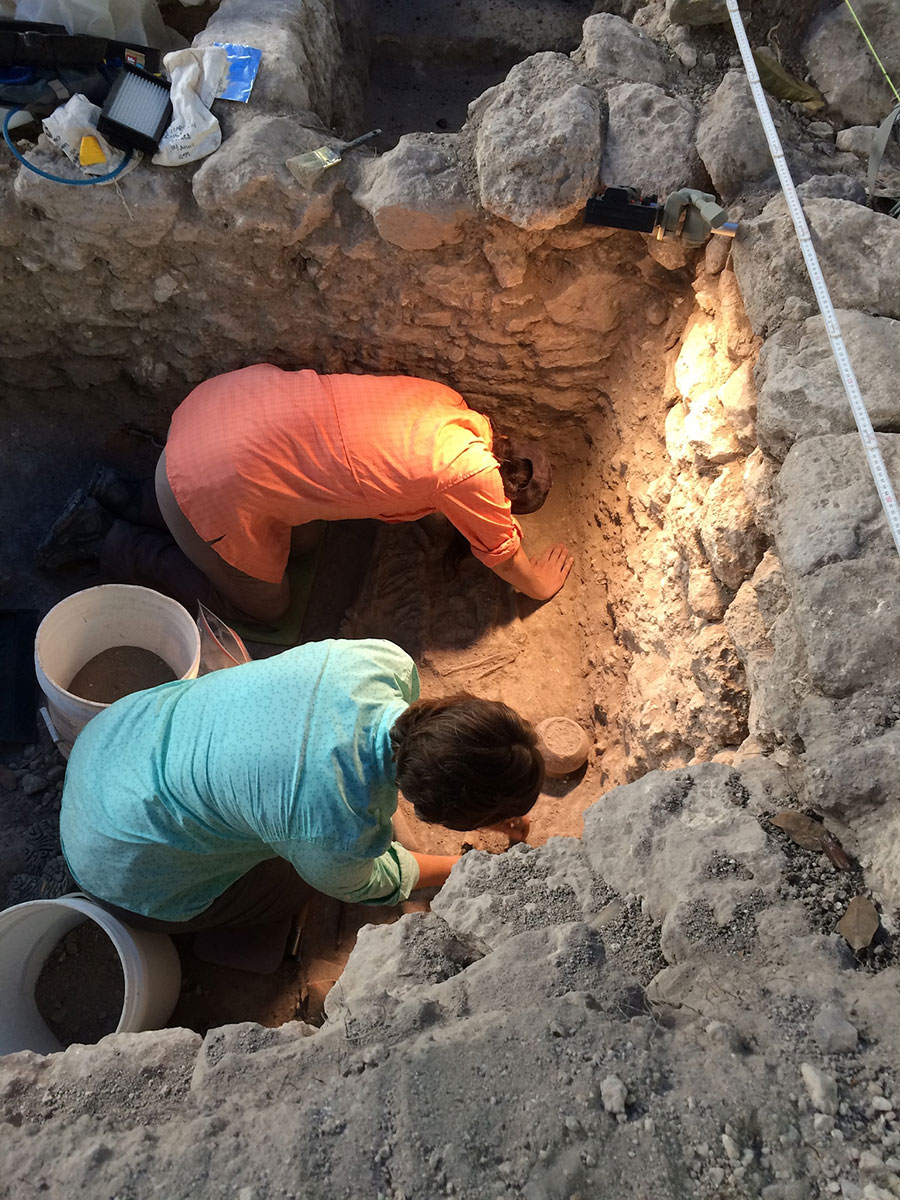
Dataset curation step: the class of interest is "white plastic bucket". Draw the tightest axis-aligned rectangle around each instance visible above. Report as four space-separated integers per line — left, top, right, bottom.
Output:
34 584 201 750
0 894 182 1056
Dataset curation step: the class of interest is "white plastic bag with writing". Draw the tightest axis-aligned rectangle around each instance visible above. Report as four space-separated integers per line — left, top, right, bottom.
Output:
152 45 227 167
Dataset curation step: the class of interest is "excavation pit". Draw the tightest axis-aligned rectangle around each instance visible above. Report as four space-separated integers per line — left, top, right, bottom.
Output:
1 244 760 1031
6 0 900 1193
0 0 768 1028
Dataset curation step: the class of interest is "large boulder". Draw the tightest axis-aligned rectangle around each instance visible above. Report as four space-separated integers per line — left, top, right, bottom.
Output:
13 153 185 249
196 0 343 123
696 71 778 200
772 433 900 583
804 0 900 126
473 53 604 230
574 12 669 86
733 197 900 335
600 82 703 194
352 135 476 250
192 116 337 239
756 310 900 461
583 763 788 963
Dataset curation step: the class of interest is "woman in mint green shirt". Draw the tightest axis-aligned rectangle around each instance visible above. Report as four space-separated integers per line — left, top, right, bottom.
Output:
60 639 543 932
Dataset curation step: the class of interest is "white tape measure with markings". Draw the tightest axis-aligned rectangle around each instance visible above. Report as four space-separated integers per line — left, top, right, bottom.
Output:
726 0 900 557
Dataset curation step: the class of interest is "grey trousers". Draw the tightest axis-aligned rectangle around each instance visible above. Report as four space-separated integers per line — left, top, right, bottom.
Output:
100 451 291 623
84 857 314 933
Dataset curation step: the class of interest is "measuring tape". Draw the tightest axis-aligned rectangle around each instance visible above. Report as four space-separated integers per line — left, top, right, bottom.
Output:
726 0 900 558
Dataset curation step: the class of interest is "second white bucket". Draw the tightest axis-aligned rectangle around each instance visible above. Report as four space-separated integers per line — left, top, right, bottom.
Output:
34 584 201 750
0 895 182 1056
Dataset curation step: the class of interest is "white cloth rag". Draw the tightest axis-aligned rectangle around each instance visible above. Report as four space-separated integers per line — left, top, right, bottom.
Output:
152 45 228 167
41 93 141 180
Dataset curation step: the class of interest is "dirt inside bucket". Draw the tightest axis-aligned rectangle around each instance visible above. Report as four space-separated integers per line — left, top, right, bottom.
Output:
67 646 177 703
34 919 126 1047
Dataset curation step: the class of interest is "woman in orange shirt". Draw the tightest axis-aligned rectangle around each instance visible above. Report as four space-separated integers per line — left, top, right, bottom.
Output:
37 367 573 622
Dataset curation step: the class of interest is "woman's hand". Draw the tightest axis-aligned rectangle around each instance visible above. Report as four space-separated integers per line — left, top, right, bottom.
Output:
527 544 573 600
491 543 573 601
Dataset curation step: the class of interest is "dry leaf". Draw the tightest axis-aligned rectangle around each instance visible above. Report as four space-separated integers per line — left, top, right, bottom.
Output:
821 835 851 872
752 47 825 111
838 896 880 951
771 811 828 850
770 812 851 870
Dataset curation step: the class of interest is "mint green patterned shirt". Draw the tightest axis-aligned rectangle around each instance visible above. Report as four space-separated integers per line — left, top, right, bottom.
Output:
60 639 421 922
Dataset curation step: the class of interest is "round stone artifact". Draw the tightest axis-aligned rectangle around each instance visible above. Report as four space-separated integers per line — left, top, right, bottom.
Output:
535 717 591 777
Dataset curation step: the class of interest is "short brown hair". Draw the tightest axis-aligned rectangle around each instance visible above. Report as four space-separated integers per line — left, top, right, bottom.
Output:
493 432 553 515
390 694 544 830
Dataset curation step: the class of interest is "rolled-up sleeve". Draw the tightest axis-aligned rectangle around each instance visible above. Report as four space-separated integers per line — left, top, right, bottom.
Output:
273 839 420 906
437 465 522 568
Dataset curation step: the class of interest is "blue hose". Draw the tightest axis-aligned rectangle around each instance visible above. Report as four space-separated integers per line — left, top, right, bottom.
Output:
3 106 133 186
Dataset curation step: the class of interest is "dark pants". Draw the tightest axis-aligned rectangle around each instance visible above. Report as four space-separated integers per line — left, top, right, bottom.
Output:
99 452 292 624
84 858 315 933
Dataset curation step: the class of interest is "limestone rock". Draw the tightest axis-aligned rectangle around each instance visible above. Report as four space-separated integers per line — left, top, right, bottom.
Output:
755 311 900 461
717 360 757 450
742 448 778 535
688 622 750 747
715 265 758 367
733 197 900 335
683 386 743 465
324 914 486 1020
835 125 878 156
812 1005 858 1054
482 233 528 288
804 0 900 127
666 0 730 26
696 72 778 200
432 838 600 947
773 434 900 580
724 578 772 667
688 563 728 620
192 116 336 238
195 0 343 123
646 235 690 271
601 83 703 194
795 173 867 204
700 462 765 590
474 53 604 231
742 604 808 752
574 13 668 87
582 764 785 963
674 310 735 400
353 136 475 250
800 1062 838 1114
796 693 900 893
600 1074 628 1113
14 153 184 248
792 558 900 698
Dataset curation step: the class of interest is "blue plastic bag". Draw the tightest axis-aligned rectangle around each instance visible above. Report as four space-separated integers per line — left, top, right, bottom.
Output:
213 42 261 103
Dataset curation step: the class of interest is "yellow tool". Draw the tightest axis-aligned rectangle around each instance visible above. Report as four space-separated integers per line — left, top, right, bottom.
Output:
79 136 106 167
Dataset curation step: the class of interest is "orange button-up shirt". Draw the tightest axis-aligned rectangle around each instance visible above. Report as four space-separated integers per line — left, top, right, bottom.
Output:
164 366 522 583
